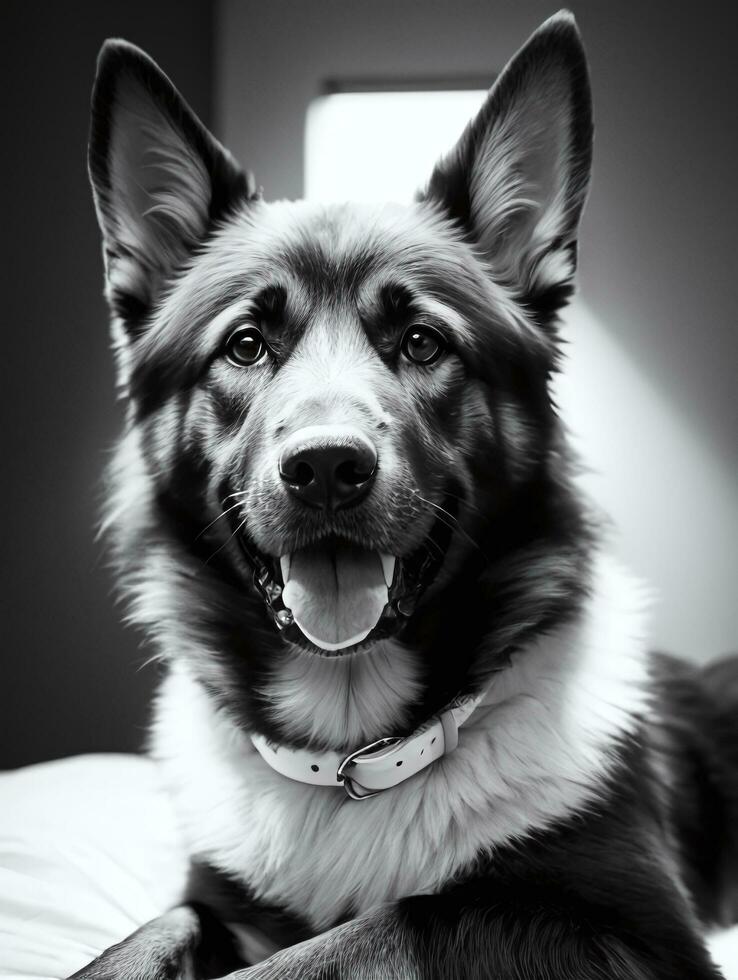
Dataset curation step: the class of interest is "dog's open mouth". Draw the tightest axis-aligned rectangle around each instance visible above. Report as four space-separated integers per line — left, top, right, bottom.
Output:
231 492 457 655
279 543 395 651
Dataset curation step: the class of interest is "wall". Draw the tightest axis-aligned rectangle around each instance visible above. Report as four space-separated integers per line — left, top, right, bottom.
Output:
1 0 213 768
216 0 737 660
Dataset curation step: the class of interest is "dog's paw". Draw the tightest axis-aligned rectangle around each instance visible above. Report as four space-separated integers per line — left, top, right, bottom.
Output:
69 949 197 980
67 908 205 979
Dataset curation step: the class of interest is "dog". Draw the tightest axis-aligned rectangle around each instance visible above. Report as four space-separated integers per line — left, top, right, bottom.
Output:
72 11 737 978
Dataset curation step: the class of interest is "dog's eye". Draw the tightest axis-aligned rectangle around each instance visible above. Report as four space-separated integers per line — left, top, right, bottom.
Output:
225 326 267 367
401 326 446 366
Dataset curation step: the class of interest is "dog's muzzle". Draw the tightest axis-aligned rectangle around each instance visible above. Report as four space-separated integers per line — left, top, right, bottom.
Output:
233 489 459 653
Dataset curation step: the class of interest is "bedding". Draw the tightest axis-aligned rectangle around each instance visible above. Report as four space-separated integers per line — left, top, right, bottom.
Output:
0 754 186 979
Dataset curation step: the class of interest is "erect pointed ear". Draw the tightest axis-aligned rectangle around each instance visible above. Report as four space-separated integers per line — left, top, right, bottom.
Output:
88 40 253 332
422 11 592 320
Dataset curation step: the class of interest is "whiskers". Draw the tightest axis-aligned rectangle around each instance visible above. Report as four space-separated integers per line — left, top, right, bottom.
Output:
412 491 487 559
204 514 248 566
222 490 249 504
190 489 250 564
193 489 250 544
443 488 490 523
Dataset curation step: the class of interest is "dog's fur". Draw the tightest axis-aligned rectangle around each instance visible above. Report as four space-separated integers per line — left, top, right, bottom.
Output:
73 12 738 979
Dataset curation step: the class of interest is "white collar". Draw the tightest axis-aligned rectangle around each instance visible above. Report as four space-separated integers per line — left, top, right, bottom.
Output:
250 687 490 800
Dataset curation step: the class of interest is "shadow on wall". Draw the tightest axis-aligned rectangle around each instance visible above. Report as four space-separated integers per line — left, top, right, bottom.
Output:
556 299 738 661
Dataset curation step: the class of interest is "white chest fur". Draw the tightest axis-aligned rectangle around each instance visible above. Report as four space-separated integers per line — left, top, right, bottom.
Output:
150 554 651 932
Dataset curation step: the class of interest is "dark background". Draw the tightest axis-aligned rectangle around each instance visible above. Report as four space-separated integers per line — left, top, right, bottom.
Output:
2 1 736 769
2 1 213 768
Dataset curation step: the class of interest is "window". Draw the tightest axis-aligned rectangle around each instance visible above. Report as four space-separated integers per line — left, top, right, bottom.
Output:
304 88 487 204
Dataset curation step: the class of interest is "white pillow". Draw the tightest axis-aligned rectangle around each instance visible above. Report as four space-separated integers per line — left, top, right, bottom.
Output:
0 754 187 979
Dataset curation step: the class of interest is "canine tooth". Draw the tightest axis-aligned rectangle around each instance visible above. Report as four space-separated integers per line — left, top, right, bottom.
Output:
380 553 396 589
275 609 294 629
279 554 291 584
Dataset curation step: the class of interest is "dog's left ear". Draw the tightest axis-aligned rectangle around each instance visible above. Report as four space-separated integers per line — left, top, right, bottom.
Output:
422 11 592 319
88 40 253 332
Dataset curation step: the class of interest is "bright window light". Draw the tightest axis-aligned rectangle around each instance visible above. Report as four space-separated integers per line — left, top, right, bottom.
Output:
305 89 487 204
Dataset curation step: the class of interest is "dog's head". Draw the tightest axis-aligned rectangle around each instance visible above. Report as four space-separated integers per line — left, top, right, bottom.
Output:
90 12 593 736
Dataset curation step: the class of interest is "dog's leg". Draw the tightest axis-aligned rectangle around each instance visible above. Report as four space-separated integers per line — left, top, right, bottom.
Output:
218 891 725 980
67 904 242 980
218 908 415 980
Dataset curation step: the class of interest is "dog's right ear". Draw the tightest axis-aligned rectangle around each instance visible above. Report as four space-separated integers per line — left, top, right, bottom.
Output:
88 40 253 334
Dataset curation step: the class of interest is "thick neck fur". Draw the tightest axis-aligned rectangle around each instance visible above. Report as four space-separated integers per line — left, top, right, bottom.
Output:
150 551 651 933
261 641 424 751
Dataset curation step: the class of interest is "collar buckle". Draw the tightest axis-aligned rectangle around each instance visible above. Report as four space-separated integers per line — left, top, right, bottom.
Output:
337 736 403 800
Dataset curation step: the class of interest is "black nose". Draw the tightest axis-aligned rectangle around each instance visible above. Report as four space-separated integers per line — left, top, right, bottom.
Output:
279 430 378 511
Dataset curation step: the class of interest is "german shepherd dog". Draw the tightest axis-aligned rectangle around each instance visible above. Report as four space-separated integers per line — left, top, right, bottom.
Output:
74 11 738 979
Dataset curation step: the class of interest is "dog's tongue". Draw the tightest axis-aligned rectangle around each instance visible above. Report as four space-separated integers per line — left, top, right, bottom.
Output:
281 542 389 651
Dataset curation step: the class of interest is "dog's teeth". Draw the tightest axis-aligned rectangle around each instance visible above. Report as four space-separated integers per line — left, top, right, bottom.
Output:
279 555 291 584
380 553 396 589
